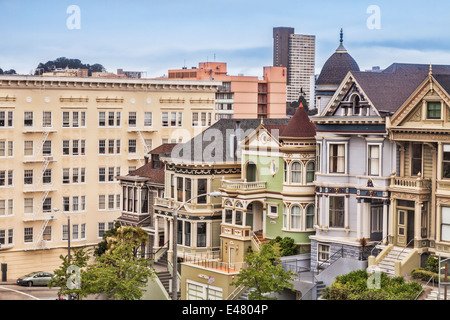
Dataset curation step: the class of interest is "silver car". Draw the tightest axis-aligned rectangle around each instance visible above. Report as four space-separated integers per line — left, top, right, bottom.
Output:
16 272 54 287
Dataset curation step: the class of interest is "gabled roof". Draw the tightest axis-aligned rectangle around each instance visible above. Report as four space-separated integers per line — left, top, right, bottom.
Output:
320 63 450 117
164 118 290 164
124 143 177 184
280 104 316 138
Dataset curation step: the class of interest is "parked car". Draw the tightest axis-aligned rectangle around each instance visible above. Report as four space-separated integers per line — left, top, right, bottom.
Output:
16 272 55 287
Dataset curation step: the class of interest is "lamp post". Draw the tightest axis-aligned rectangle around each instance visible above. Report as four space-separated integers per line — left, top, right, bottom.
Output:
171 191 223 300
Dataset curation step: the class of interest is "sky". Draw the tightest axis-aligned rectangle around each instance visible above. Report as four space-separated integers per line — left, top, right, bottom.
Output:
1 0 450 78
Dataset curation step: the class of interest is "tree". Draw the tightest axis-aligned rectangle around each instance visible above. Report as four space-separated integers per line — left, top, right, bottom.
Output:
49 247 91 300
34 57 106 75
94 221 121 256
232 243 294 300
268 236 298 256
85 233 155 300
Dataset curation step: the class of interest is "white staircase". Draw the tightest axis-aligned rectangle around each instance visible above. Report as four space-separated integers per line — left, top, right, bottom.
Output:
369 246 413 276
425 288 447 300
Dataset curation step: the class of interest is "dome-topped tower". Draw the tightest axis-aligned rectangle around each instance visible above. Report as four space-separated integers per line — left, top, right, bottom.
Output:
315 29 360 113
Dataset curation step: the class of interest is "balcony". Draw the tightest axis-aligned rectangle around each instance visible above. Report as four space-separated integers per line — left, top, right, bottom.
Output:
221 224 252 241
183 254 247 274
221 179 266 193
390 176 431 193
154 197 221 213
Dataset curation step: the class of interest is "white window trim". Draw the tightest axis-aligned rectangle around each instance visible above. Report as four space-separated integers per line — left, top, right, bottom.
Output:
327 141 348 175
367 143 382 177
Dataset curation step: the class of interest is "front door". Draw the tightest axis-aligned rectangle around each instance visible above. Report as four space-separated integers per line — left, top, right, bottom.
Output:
370 206 383 241
397 209 414 246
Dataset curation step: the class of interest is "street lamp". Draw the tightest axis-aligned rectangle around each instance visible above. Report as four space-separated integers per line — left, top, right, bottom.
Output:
171 191 224 300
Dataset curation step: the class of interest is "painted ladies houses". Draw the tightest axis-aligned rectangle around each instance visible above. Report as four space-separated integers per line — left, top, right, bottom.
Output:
369 65 450 276
220 104 317 255
116 143 177 257
149 117 289 300
310 63 436 275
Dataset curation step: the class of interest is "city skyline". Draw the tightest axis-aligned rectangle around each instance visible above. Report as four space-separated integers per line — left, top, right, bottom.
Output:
1 1 450 78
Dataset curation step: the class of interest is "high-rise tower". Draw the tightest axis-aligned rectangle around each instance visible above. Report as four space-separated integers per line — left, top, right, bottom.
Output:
273 27 315 106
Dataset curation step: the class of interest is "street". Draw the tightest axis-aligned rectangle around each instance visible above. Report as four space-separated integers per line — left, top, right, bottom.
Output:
0 284 60 300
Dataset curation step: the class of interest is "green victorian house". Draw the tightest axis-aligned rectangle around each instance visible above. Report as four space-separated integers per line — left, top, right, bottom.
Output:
220 104 317 259
178 105 317 300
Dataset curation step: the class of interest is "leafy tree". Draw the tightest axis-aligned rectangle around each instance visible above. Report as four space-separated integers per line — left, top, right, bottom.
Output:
84 232 154 300
268 236 298 256
49 247 91 300
94 221 121 256
34 57 106 75
232 243 294 300
0 68 16 75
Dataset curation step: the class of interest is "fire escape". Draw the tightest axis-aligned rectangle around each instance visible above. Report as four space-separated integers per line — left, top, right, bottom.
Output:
23 126 56 250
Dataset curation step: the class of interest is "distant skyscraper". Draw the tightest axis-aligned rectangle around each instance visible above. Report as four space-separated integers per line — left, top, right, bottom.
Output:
273 27 315 106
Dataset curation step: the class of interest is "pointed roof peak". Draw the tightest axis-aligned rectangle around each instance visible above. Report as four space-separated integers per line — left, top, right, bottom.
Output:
336 28 347 53
280 103 316 139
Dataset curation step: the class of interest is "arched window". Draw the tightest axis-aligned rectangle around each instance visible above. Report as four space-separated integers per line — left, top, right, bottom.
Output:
306 161 315 183
246 161 257 182
306 204 315 229
290 205 301 230
290 162 302 184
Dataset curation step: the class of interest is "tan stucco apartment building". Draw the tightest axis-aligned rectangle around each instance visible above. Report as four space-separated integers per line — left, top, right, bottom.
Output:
0 74 220 279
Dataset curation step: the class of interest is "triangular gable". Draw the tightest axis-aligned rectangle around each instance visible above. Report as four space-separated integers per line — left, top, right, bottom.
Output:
240 122 282 150
320 71 380 118
390 75 450 127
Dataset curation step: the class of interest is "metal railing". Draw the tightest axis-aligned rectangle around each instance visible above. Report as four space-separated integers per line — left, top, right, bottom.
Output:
396 238 415 260
415 275 435 300
316 247 344 272
370 235 389 256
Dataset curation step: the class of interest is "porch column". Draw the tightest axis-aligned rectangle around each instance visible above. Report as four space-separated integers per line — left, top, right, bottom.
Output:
242 209 247 227
154 216 159 248
415 201 422 243
436 203 442 243
164 217 169 246
382 201 388 244
364 201 370 239
344 196 349 229
389 198 396 244
357 198 362 240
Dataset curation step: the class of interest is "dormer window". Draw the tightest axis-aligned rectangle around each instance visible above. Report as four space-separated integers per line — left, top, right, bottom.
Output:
426 101 441 119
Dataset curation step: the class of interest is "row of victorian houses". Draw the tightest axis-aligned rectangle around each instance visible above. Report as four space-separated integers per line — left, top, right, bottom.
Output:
116 36 450 300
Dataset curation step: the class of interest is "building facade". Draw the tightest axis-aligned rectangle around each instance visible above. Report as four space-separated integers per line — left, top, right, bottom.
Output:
386 67 450 269
273 27 315 105
167 62 287 119
0 74 220 279
310 63 436 272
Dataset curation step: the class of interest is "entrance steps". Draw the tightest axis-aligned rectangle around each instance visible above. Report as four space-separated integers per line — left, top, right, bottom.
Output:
368 245 414 276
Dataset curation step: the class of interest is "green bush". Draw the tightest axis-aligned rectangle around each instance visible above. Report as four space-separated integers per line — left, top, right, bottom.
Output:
322 269 423 300
268 236 298 256
411 267 445 283
425 255 439 273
